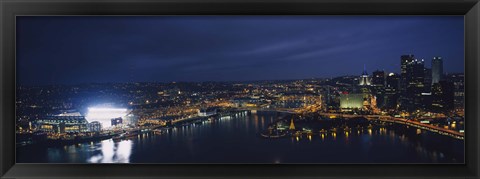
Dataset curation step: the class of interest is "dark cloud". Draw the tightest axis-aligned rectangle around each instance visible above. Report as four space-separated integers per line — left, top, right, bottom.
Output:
16 16 464 85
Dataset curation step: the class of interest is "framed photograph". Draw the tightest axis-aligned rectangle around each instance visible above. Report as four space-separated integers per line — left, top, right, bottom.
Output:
1 0 479 178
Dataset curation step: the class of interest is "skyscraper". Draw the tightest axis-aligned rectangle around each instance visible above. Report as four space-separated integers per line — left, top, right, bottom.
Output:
359 65 371 86
372 70 386 108
372 70 386 86
447 73 465 115
432 80 454 113
432 56 443 84
402 57 425 111
384 73 399 109
424 68 432 92
358 65 373 111
400 54 415 94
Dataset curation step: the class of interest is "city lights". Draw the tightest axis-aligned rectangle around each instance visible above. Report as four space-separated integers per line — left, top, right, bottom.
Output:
14 16 465 164
85 107 128 128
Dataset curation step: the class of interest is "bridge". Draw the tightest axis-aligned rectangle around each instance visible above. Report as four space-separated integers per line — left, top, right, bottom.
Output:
319 113 464 140
236 107 298 114
171 110 250 124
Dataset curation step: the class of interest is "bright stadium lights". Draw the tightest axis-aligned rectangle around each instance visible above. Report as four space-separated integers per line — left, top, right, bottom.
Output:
85 107 128 128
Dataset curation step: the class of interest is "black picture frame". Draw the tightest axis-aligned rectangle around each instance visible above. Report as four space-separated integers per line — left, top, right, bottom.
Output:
1 0 479 178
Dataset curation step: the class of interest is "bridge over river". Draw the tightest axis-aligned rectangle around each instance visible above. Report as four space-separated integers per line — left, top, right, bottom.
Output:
318 113 464 140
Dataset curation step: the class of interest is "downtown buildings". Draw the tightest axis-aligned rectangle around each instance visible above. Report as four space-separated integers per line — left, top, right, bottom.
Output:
336 54 462 116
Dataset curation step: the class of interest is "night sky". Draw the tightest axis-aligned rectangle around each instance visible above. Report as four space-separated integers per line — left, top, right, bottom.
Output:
17 16 464 86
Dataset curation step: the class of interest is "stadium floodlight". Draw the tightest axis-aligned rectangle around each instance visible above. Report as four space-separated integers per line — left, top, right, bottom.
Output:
85 107 128 128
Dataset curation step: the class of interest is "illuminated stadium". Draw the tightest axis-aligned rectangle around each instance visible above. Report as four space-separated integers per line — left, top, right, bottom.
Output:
85 107 129 128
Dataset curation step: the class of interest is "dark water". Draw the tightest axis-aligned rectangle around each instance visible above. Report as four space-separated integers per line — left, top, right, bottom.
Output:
16 112 464 163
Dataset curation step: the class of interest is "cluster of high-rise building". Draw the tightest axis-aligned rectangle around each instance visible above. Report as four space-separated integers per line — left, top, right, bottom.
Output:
339 54 464 116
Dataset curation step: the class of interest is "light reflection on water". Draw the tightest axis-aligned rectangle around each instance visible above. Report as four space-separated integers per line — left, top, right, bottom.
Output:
17 112 464 163
87 140 132 163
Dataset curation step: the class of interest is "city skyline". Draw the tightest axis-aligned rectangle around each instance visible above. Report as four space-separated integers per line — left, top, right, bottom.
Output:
15 16 465 164
14 61 462 87
17 16 464 85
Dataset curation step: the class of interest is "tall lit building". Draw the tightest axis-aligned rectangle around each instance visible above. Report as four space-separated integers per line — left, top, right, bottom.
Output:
424 68 432 92
432 80 454 113
359 65 372 86
372 70 385 86
371 70 386 108
400 56 425 111
384 73 399 109
357 65 374 111
422 67 433 110
400 54 415 94
432 56 443 84
447 73 465 115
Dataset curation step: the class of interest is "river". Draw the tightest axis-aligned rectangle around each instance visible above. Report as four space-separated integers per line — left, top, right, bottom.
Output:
16 111 464 163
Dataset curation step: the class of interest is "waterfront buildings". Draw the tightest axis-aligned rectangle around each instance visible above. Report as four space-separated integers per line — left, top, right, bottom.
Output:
198 107 218 117
36 112 88 133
